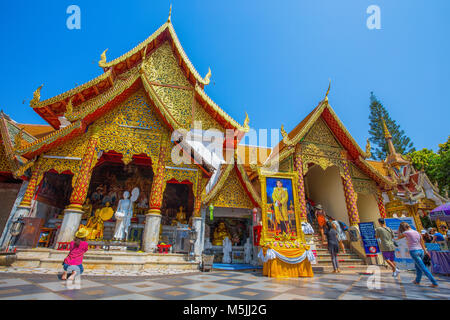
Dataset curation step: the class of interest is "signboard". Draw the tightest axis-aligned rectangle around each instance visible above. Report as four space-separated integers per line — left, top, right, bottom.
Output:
385 217 416 270
359 222 380 256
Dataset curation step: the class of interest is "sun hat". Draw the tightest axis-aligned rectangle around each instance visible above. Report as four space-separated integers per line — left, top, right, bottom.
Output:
315 204 323 210
75 227 89 239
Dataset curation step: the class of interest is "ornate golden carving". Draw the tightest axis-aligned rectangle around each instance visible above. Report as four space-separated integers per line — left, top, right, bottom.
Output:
211 168 254 209
365 138 372 159
0 144 12 172
203 68 212 85
303 117 340 147
301 142 344 176
30 84 43 107
14 128 26 150
281 124 294 147
99 49 108 68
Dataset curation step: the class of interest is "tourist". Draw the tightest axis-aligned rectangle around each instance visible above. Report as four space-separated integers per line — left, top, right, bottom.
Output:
396 222 438 287
61 228 89 282
422 230 433 243
330 217 347 254
315 204 327 245
324 221 340 273
306 199 315 226
430 228 445 243
375 218 399 277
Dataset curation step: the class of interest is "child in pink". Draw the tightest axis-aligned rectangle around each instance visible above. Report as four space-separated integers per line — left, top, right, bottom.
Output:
61 229 89 281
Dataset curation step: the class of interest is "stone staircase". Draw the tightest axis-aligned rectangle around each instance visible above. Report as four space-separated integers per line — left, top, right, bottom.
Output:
13 248 200 272
308 219 368 273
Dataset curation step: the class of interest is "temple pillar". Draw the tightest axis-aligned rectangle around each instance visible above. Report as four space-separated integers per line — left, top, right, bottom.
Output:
376 190 387 218
192 216 203 257
16 161 43 218
142 140 168 252
56 129 99 243
294 145 307 221
340 151 360 227
409 206 424 232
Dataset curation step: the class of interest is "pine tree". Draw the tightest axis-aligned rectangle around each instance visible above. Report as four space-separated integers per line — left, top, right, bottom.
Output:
368 92 415 160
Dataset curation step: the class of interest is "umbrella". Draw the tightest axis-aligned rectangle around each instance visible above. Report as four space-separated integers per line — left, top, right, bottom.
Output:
429 203 450 221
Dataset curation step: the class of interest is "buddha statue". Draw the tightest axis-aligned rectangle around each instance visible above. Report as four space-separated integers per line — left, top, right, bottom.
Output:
172 206 187 225
82 198 93 220
82 202 114 240
212 222 232 246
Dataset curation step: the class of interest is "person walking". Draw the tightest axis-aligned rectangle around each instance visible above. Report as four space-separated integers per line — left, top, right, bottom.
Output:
330 217 347 254
324 221 340 273
397 222 438 288
61 228 89 282
315 204 327 245
375 218 399 277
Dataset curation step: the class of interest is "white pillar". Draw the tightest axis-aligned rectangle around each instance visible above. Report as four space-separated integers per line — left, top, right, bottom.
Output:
55 209 82 243
192 216 203 257
142 213 161 252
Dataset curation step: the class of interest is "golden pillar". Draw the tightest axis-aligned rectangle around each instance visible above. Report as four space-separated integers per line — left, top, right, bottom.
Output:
376 190 387 218
340 151 360 226
294 145 307 221
66 129 100 212
18 161 43 209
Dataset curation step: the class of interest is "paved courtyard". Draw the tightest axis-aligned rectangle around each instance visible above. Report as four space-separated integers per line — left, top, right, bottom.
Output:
0 268 448 300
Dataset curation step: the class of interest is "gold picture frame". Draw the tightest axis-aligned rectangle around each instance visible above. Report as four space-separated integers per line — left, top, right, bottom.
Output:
258 169 305 245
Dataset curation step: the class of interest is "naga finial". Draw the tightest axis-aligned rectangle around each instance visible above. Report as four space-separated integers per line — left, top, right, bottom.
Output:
281 124 294 146
168 4 172 23
243 112 250 132
365 138 372 158
203 67 212 85
30 84 43 107
64 97 76 122
99 49 108 68
324 78 331 101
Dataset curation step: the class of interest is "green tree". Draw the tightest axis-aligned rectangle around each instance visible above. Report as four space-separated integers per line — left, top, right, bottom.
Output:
407 136 450 197
368 92 415 160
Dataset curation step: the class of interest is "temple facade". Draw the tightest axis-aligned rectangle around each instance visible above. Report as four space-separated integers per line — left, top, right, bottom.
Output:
0 15 447 269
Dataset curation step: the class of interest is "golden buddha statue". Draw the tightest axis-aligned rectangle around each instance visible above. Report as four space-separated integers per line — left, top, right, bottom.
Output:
82 198 93 220
82 202 114 240
212 221 232 246
172 206 187 225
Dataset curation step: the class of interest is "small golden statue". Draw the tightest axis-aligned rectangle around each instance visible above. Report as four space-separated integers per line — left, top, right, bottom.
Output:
80 202 114 241
172 206 187 225
212 221 232 246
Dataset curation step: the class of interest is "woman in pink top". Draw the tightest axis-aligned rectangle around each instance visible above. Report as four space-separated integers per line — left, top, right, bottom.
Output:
61 228 89 281
397 222 438 287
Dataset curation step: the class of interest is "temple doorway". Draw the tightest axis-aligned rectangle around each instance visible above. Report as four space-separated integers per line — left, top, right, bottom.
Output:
31 171 74 248
84 151 154 244
159 181 194 253
356 193 380 223
304 164 350 225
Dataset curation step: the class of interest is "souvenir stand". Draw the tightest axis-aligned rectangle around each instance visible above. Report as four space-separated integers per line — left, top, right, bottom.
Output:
257 170 315 278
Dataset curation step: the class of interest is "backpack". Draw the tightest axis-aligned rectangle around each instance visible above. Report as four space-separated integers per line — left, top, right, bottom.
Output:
338 221 348 231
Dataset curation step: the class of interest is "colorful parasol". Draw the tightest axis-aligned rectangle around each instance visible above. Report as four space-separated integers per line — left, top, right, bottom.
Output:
429 203 450 221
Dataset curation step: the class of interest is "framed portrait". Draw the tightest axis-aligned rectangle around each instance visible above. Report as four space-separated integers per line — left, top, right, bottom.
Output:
258 170 304 244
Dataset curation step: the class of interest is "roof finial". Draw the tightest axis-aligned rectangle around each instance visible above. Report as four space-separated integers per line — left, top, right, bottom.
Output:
203 68 212 85
281 124 294 146
30 84 43 107
168 4 172 23
381 118 391 139
243 112 250 132
99 49 108 68
324 78 331 101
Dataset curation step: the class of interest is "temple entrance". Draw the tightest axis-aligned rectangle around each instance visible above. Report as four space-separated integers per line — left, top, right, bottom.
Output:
83 151 153 247
205 208 252 264
304 164 350 225
356 193 380 223
159 181 194 253
31 171 74 248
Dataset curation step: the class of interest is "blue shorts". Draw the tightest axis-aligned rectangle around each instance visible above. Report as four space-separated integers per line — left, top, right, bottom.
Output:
63 263 84 274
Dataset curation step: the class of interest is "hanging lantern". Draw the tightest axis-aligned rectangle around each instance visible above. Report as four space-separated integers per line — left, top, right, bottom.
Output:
252 208 258 224
209 204 214 221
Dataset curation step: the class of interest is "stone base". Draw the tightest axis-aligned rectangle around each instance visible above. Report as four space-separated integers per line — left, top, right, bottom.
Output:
142 214 161 253
55 209 83 243
13 248 200 272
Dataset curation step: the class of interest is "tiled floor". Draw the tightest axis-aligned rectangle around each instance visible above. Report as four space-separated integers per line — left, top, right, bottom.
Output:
0 269 448 300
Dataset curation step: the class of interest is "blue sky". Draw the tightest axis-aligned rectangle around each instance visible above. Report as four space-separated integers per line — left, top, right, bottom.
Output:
0 1 448 151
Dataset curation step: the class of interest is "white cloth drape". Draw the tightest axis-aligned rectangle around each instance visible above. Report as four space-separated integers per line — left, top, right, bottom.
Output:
258 248 316 265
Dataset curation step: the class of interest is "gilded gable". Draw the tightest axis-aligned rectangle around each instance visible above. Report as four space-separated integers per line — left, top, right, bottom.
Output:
143 41 192 87
303 117 341 148
0 144 12 172
152 86 193 129
193 99 224 132
211 169 254 209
